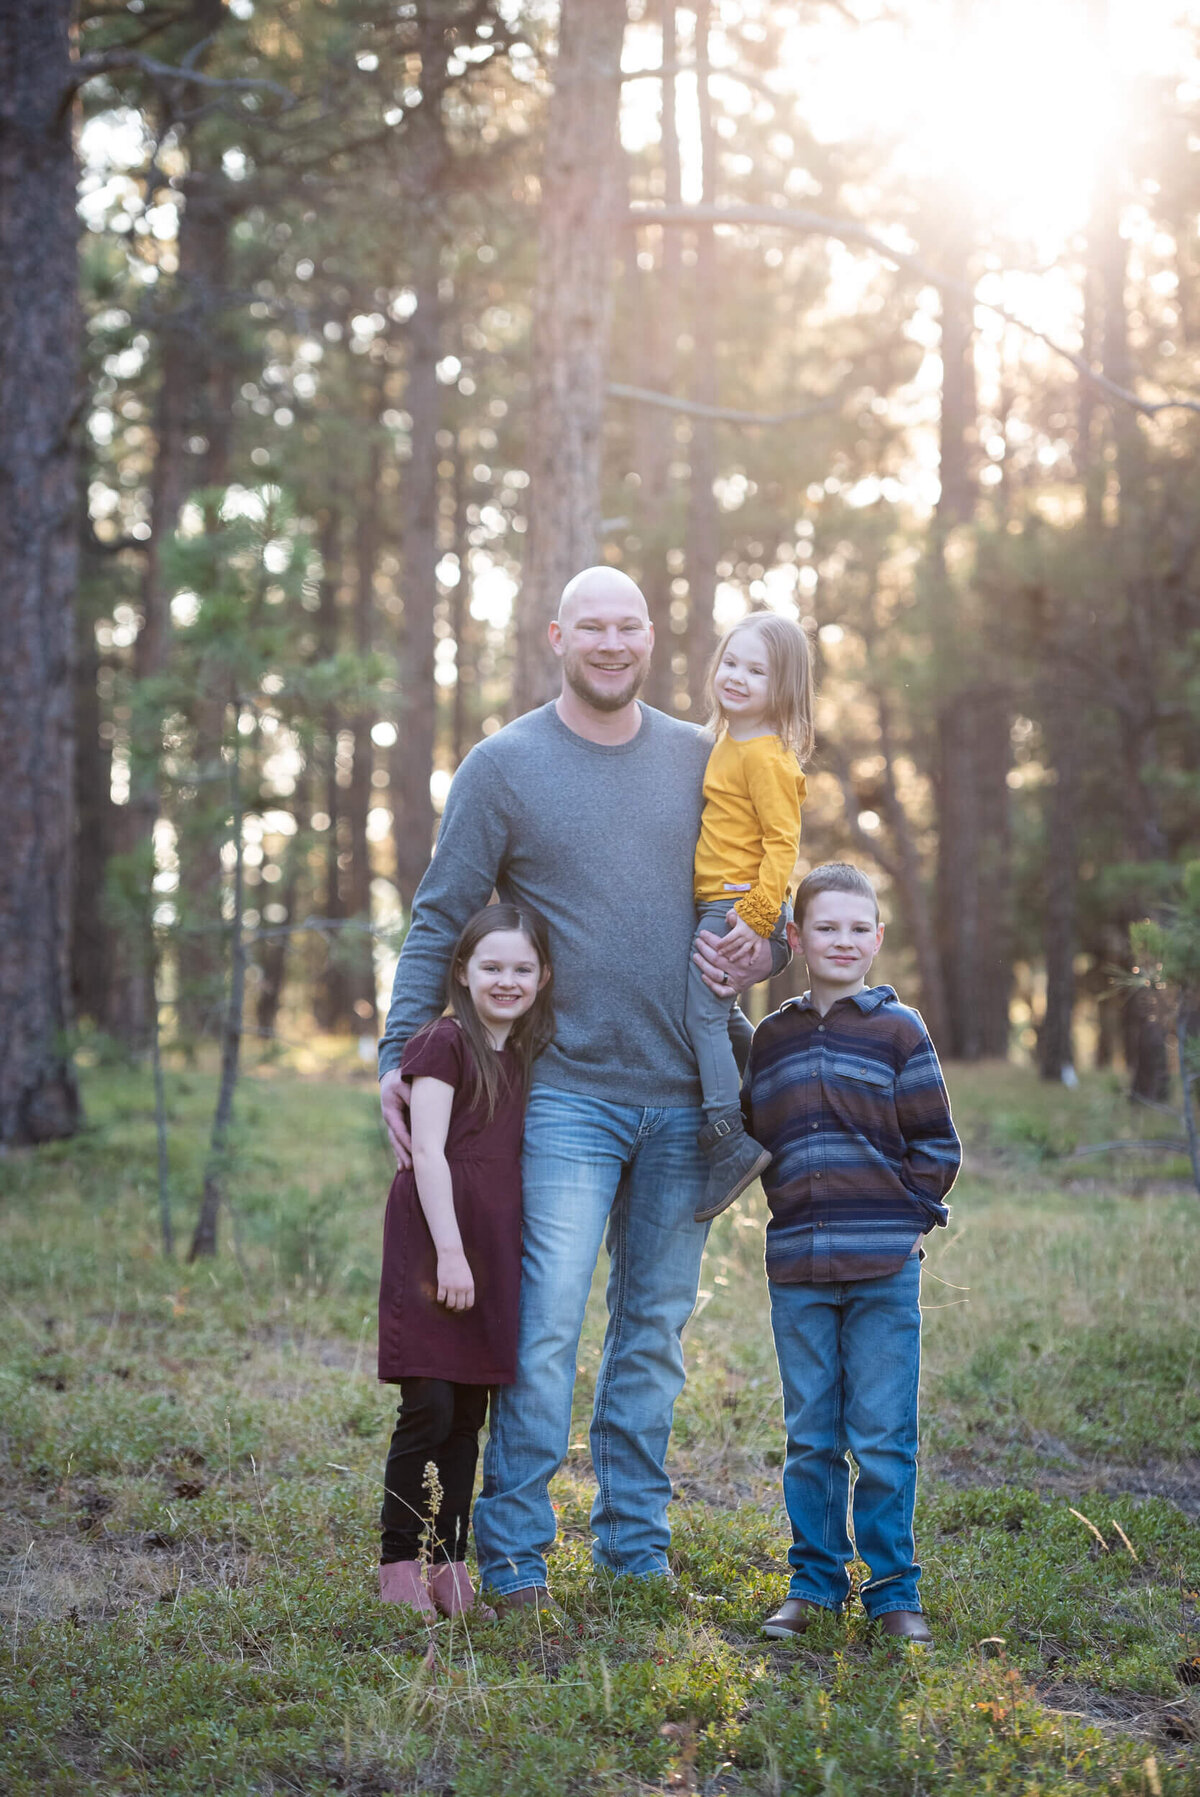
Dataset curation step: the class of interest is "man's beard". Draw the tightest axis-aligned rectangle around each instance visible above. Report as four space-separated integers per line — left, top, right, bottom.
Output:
562 651 649 713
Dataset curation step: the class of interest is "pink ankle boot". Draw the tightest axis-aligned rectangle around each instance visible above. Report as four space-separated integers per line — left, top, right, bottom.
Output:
379 1560 435 1615
427 1561 495 1620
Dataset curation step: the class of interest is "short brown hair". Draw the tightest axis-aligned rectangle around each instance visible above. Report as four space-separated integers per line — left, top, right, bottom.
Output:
794 862 879 927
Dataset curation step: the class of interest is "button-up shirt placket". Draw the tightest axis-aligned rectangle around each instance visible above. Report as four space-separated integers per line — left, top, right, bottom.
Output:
811 1018 829 1277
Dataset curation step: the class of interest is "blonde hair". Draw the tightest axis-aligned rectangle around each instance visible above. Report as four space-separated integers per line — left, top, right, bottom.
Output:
705 611 816 760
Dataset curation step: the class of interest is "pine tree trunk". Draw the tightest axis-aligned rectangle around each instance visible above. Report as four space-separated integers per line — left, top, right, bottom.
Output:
451 442 477 766
189 709 245 1260
633 0 681 714
1086 7 1168 1101
0 0 82 1143
875 694 950 1052
346 423 380 1031
392 239 441 913
1038 662 1080 1081
684 0 718 713
935 687 1013 1059
170 193 235 1041
254 778 308 1038
391 6 450 907
514 0 628 712
72 551 117 1028
115 17 230 1045
929 102 1012 1062
311 510 349 1030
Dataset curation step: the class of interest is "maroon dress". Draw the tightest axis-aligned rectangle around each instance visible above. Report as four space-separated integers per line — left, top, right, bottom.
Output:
377 1018 525 1386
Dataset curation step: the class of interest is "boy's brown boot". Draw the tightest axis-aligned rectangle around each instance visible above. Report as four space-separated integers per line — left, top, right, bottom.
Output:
695 1108 771 1221
761 1597 835 1638
379 1559 436 1615
876 1609 933 1645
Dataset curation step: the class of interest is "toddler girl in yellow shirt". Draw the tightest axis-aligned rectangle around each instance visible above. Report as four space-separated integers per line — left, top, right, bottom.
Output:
690 611 814 1222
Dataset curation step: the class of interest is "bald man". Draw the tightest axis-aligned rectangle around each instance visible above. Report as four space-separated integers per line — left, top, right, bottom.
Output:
378 566 785 1609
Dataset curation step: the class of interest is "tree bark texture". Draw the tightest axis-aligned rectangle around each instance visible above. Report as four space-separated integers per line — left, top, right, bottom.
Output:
0 1 82 1143
1085 17 1168 1100
254 771 309 1038
631 0 680 714
684 0 718 715
450 442 477 766
935 687 1013 1059
392 6 449 911
72 549 117 1028
166 186 237 1042
346 419 380 1030
514 0 628 712
1037 627 1081 1080
392 234 441 913
929 71 1012 1062
874 693 950 1052
116 16 232 1045
190 716 245 1259
314 511 348 1031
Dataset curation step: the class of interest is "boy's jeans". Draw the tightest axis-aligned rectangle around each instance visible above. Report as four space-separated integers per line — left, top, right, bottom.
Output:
473 1086 709 1595
769 1256 923 1616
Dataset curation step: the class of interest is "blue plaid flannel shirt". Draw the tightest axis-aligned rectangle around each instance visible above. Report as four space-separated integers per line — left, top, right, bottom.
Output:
743 984 961 1284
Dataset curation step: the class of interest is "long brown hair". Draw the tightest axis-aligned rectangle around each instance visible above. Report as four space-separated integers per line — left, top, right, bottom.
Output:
705 611 816 761
414 904 555 1118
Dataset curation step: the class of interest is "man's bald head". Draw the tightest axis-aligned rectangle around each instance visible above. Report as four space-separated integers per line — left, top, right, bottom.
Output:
549 565 654 717
557 565 649 627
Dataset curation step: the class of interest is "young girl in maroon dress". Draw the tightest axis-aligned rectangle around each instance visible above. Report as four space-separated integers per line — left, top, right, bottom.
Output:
377 904 553 1619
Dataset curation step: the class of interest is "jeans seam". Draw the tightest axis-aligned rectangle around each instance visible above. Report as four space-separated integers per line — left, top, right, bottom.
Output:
591 1178 629 1567
825 1305 845 1587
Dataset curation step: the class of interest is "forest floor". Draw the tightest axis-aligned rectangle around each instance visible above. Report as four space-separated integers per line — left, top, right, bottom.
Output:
2 1051 1199 1795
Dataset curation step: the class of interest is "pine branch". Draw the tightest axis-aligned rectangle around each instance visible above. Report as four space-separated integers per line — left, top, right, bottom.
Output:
68 49 294 109
607 382 843 426
631 202 1200 419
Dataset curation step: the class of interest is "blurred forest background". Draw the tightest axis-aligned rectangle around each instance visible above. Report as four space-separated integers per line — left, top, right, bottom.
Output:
4 0 1200 1164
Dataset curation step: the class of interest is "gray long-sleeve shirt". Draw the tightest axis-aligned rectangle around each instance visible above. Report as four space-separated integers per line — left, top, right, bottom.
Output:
380 701 732 1107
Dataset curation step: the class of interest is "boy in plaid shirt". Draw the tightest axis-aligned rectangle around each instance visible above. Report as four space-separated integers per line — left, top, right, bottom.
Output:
743 864 960 1644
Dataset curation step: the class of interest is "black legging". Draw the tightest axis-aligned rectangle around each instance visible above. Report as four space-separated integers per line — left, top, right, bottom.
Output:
380 1378 491 1564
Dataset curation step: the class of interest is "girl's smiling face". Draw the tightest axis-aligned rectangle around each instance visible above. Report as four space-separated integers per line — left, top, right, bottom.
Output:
713 624 773 736
456 928 548 1045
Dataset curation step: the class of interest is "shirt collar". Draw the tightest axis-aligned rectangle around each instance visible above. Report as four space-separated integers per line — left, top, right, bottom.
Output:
785 983 896 1017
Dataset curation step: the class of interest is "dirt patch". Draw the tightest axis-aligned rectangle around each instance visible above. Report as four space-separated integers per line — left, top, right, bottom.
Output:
930 1448 1200 1518
1039 1680 1199 1746
0 1527 261 1630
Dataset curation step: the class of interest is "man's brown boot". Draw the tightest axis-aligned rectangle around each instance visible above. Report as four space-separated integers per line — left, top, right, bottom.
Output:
490 1584 557 1619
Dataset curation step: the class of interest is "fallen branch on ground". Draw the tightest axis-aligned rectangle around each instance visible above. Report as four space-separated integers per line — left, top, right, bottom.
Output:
1063 1139 1189 1159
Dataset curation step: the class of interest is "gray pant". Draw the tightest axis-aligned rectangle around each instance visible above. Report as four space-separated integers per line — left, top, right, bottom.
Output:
685 900 765 1123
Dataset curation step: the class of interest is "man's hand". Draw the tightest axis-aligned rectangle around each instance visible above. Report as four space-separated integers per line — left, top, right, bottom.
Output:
380 1068 413 1169
694 908 775 997
436 1247 475 1311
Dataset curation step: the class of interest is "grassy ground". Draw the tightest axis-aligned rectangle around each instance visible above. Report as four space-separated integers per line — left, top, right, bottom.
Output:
1 1052 1198 1794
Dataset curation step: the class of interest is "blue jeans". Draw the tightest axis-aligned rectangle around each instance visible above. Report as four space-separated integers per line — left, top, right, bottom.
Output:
473 1086 709 1594
769 1256 923 1616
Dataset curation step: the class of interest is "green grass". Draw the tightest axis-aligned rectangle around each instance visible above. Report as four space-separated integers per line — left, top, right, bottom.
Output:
1 1053 1198 1793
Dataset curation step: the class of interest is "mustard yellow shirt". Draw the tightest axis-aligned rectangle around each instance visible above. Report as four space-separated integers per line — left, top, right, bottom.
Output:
693 732 807 937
